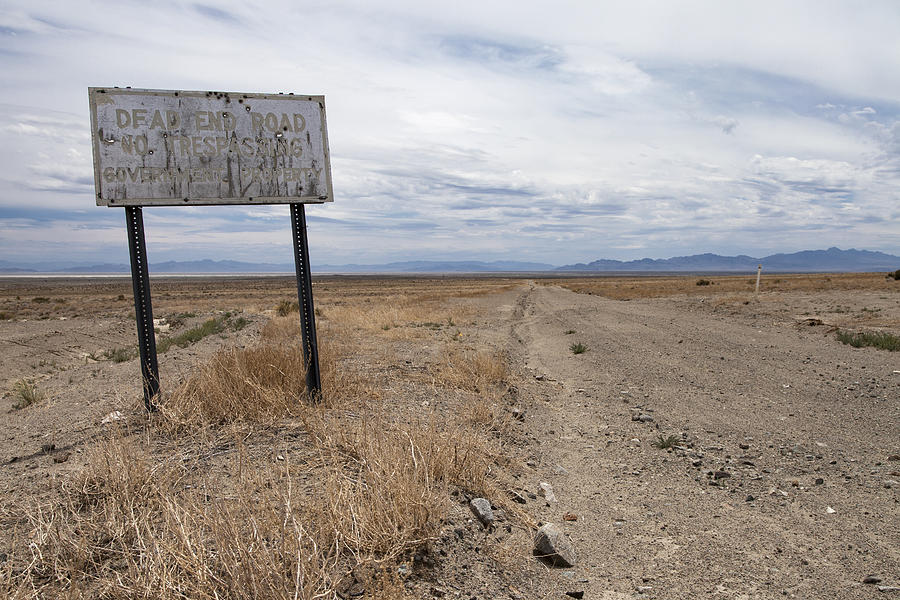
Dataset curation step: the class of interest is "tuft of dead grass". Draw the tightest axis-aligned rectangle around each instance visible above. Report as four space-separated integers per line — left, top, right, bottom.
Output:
302 405 528 562
160 342 308 431
323 293 472 340
6 435 341 599
434 348 508 396
262 315 381 407
10 378 43 410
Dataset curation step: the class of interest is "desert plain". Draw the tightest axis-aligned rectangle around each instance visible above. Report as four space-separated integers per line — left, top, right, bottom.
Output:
0 272 898 599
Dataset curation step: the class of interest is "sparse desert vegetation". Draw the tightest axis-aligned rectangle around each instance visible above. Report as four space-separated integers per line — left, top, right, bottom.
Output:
836 329 900 351
10 378 42 409
651 434 681 450
0 276 528 598
569 342 588 355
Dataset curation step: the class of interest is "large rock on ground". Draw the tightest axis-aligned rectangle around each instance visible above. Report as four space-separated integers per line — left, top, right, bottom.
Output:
469 497 495 526
533 523 577 567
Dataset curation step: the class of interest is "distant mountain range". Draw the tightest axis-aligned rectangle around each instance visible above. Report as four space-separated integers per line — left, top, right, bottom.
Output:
556 247 900 272
0 248 897 274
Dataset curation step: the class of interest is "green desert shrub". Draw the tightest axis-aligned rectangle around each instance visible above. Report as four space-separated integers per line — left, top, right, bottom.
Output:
836 329 900 351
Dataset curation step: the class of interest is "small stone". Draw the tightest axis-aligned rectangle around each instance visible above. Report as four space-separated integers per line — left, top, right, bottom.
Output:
53 452 71 464
509 489 527 504
470 497 495 526
101 410 124 424
533 523 577 567
864 575 883 584
815 478 824 485
885 480 898 489
739 443 750 450
511 407 525 421
335 577 365 599
563 512 578 521
539 482 557 503
745 494 755 502
825 506 836 514
713 470 731 480
692 459 703 467
632 413 654 423
877 585 900 592
888 455 900 461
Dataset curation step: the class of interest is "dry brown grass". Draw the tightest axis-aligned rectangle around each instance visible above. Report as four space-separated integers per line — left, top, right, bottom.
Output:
4 435 341 599
431 348 514 433
546 271 899 300
261 315 382 407
0 275 519 322
160 342 308 431
435 348 509 394
2 280 524 599
306 412 508 560
323 294 471 339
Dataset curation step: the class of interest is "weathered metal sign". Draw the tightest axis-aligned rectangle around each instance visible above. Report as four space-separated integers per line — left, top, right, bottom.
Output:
89 88 333 206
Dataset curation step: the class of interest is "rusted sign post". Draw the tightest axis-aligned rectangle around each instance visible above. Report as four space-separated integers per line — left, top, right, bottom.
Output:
89 87 333 410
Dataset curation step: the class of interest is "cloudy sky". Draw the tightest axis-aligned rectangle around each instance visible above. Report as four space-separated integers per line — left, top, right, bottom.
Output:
1 1 898 267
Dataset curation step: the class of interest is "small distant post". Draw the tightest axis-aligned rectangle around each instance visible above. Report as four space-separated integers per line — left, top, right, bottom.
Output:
755 264 762 296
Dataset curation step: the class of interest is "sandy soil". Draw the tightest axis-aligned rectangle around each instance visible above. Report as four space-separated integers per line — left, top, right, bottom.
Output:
1 275 898 599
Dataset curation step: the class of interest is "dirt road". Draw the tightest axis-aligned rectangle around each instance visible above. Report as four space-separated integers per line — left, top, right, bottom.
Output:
490 283 899 599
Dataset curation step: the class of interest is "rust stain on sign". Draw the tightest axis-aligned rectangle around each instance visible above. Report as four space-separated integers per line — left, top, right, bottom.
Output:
89 88 333 206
